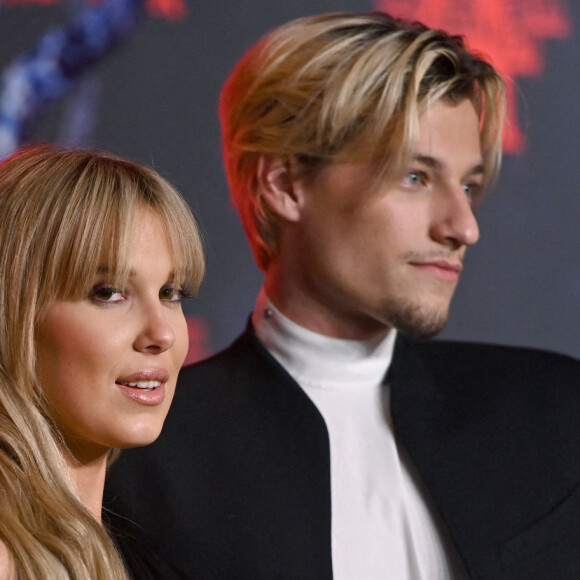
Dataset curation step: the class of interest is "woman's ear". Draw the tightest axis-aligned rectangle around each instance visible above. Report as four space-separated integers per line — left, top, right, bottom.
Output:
255 155 301 222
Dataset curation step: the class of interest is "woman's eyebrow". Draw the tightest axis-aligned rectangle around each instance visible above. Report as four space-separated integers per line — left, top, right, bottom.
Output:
96 266 178 280
96 266 136 277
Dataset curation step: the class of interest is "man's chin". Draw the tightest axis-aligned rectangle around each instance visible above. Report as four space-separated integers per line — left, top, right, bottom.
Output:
385 300 449 340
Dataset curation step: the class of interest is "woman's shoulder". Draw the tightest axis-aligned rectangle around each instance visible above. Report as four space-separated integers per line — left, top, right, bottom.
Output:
0 540 14 580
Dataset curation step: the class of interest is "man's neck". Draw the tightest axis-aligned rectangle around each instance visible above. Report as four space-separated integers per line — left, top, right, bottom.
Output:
264 275 391 341
252 287 396 387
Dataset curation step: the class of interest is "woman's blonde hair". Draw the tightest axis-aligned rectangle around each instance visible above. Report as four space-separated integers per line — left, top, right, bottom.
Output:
0 145 204 578
220 12 506 270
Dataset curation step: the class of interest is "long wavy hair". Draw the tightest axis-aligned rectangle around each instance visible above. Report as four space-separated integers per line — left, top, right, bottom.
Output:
0 145 204 578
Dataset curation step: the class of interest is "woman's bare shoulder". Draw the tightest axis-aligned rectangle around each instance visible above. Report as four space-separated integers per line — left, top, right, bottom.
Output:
0 540 14 580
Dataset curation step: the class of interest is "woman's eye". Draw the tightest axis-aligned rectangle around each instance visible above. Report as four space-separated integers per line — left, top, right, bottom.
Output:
90 285 125 304
160 285 184 303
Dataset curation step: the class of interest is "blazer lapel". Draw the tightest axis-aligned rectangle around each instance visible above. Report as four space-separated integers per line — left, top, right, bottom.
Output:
388 334 477 575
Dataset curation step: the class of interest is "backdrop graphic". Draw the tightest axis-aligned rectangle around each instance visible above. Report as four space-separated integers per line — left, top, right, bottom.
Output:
378 0 572 153
0 0 579 361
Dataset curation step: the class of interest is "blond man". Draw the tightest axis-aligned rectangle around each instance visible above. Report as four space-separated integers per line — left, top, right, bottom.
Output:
107 13 580 580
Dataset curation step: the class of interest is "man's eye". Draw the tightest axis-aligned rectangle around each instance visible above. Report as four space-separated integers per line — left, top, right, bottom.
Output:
403 171 425 187
462 182 481 201
90 285 125 304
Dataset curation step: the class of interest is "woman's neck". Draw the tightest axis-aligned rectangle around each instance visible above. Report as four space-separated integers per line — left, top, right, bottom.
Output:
64 447 109 523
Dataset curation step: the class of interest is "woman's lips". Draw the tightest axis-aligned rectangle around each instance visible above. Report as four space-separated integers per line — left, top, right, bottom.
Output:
116 369 169 406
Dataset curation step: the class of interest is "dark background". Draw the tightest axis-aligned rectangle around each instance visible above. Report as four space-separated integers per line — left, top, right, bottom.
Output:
1 0 578 360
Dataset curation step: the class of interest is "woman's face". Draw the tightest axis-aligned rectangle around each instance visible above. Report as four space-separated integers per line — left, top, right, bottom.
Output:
36 209 189 462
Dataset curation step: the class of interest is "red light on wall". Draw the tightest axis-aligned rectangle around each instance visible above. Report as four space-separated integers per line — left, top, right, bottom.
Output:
184 317 211 366
375 0 573 153
144 0 186 21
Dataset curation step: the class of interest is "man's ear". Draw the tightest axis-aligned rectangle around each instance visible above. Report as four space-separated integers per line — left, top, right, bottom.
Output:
256 154 302 222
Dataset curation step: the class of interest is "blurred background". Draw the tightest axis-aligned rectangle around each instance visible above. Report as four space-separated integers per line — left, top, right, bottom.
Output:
0 0 577 361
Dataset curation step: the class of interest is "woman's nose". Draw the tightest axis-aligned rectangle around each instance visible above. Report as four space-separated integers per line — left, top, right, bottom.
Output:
133 303 176 354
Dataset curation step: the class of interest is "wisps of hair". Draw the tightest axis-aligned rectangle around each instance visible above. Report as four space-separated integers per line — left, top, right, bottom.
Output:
219 12 505 270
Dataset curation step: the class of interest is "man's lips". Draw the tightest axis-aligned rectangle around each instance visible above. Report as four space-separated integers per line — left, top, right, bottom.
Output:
414 259 462 272
409 259 463 282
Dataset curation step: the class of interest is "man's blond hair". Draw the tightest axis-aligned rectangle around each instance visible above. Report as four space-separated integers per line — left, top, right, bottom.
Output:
219 12 505 270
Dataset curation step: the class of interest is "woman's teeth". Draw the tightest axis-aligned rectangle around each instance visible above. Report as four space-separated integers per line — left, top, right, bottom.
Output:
123 380 161 390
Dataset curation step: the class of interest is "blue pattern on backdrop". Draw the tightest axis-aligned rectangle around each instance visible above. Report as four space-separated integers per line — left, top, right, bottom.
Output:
0 0 145 159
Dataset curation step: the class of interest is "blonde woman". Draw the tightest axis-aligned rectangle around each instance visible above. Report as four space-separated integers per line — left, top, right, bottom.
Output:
0 146 204 579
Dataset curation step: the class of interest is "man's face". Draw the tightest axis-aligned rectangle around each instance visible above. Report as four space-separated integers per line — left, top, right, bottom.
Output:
273 98 483 339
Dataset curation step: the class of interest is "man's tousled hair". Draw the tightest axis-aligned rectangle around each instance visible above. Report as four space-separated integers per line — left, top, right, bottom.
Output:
219 12 506 270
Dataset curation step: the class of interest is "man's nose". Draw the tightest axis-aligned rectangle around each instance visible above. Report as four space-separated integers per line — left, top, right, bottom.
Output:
429 186 480 249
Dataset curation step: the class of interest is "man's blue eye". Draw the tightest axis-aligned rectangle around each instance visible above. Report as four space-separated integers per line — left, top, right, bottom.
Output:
404 171 425 186
463 183 481 200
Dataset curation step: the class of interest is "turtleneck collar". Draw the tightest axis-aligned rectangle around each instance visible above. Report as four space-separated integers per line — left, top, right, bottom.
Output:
251 287 396 389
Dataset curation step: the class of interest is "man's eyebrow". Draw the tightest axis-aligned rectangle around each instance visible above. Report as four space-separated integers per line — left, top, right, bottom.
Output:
413 154 485 177
413 154 442 170
465 163 485 177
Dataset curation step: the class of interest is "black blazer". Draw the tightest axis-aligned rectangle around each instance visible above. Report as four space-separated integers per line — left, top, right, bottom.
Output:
104 325 580 579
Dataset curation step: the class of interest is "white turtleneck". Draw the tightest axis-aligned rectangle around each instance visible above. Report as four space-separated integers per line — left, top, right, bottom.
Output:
252 289 467 580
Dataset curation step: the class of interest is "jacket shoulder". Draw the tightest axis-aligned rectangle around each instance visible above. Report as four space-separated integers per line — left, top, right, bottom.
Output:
390 335 580 441
178 328 277 382
391 336 580 577
407 337 580 388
